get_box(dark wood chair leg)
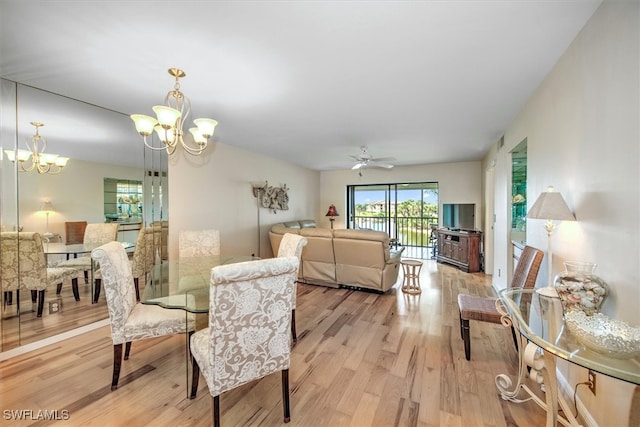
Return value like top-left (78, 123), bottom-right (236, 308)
top-left (36, 290), bottom-right (45, 317)
top-left (213, 395), bottom-right (220, 427)
top-left (124, 341), bottom-right (132, 360)
top-left (112, 343), bottom-right (123, 390)
top-left (71, 278), bottom-right (80, 301)
top-left (4, 291), bottom-right (12, 305)
top-left (282, 369), bottom-right (291, 423)
top-left (31, 290), bottom-right (38, 303)
top-left (56, 283), bottom-right (62, 294)
top-left (291, 309), bottom-right (297, 343)
top-left (461, 318), bottom-right (471, 361)
top-left (93, 279), bottom-right (101, 303)
top-left (134, 277), bottom-right (140, 302)
top-left (190, 355), bottom-right (200, 399)
top-left (83, 270), bottom-right (89, 284)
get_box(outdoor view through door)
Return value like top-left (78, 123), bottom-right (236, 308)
top-left (347, 183), bottom-right (438, 259)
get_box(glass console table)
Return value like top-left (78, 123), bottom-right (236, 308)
top-left (497, 288), bottom-right (640, 427)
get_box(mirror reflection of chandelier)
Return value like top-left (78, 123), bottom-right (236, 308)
top-left (5, 121), bottom-right (69, 174)
top-left (130, 68), bottom-right (218, 156)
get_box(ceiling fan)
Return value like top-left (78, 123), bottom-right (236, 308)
top-left (349, 146), bottom-right (395, 170)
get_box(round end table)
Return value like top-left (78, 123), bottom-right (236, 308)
top-left (401, 259), bottom-right (423, 294)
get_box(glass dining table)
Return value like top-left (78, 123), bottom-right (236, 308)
top-left (44, 241), bottom-right (135, 303)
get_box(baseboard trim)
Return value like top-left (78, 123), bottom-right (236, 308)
top-left (0, 319), bottom-right (110, 361)
top-left (557, 370), bottom-right (599, 427)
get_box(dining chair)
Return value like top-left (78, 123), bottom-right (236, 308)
top-left (91, 241), bottom-right (195, 391)
top-left (64, 221), bottom-right (87, 259)
top-left (189, 256), bottom-right (299, 426)
top-left (129, 227), bottom-right (156, 301)
top-left (1, 232), bottom-right (78, 316)
top-left (457, 245), bottom-right (544, 360)
top-left (277, 233), bottom-right (308, 343)
top-left (179, 229), bottom-right (220, 258)
top-left (57, 223), bottom-right (119, 286)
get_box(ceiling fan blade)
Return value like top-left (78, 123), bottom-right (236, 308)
top-left (370, 157), bottom-right (396, 162)
top-left (352, 163), bottom-right (364, 170)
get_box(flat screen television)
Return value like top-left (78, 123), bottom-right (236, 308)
top-left (442, 203), bottom-right (475, 231)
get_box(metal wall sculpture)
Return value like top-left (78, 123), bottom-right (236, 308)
top-left (252, 181), bottom-right (289, 213)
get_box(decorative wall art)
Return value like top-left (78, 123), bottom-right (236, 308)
top-left (251, 181), bottom-right (290, 213)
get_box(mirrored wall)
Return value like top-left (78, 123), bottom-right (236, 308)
top-left (0, 79), bottom-right (168, 352)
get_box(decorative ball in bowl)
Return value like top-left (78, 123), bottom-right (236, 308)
top-left (565, 311), bottom-right (640, 359)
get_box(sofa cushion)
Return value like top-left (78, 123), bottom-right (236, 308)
top-left (299, 220), bottom-right (317, 228)
top-left (283, 221), bottom-right (302, 229)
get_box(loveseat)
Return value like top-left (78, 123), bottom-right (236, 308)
top-left (269, 220), bottom-right (404, 293)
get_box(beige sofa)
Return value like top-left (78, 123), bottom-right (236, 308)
top-left (269, 220), bottom-right (404, 293)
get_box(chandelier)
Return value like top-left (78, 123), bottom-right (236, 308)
top-left (4, 121), bottom-right (69, 174)
top-left (130, 68), bottom-right (218, 156)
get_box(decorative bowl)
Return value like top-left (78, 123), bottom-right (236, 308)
top-left (565, 311), bottom-right (640, 359)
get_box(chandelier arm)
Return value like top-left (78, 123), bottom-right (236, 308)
top-left (180, 142), bottom-right (207, 156)
top-left (142, 135), bottom-right (173, 151)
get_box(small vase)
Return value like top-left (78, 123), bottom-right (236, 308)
top-left (553, 261), bottom-right (609, 316)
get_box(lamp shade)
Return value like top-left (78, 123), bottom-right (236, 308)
top-left (526, 186), bottom-right (575, 221)
top-left (40, 201), bottom-right (54, 213)
top-left (325, 204), bottom-right (339, 217)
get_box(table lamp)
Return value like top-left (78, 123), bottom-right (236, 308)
top-left (325, 204), bottom-right (339, 229)
top-left (526, 186), bottom-right (575, 297)
top-left (40, 200), bottom-right (55, 240)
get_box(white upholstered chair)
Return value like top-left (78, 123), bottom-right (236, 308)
top-left (57, 222), bottom-right (119, 287)
top-left (1, 232), bottom-right (78, 316)
top-left (92, 241), bottom-right (195, 390)
top-left (189, 257), bottom-right (299, 426)
top-left (277, 233), bottom-right (308, 343)
top-left (179, 229), bottom-right (220, 258)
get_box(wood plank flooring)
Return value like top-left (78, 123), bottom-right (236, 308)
top-left (0, 260), bottom-right (548, 426)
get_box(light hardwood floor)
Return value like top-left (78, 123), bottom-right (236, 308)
top-left (0, 260), bottom-right (549, 426)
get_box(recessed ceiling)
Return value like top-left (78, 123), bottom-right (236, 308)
top-left (0, 1), bottom-right (602, 170)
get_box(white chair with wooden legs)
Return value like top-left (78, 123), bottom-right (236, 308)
top-left (91, 241), bottom-right (195, 391)
top-left (277, 233), bottom-right (308, 343)
top-left (189, 257), bottom-right (299, 427)
top-left (457, 245), bottom-right (544, 360)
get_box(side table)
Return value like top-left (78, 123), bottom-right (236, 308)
top-left (401, 259), bottom-right (423, 294)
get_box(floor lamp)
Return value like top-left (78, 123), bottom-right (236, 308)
top-left (40, 200), bottom-right (55, 241)
top-left (526, 186), bottom-right (575, 297)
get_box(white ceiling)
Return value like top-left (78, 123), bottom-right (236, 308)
top-left (0, 1), bottom-right (602, 171)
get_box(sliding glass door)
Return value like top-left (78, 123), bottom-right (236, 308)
top-left (347, 182), bottom-right (438, 255)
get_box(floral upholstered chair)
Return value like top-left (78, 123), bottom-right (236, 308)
top-left (57, 222), bottom-right (119, 288)
top-left (179, 229), bottom-right (220, 258)
top-left (92, 241), bottom-right (195, 391)
top-left (129, 227), bottom-right (156, 301)
top-left (1, 232), bottom-right (78, 316)
top-left (277, 233), bottom-right (308, 343)
top-left (189, 256), bottom-right (299, 426)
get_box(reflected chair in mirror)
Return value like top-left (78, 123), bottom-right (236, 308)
top-left (64, 221), bottom-right (87, 259)
top-left (129, 227), bottom-right (156, 301)
top-left (189, 256), bottom-right (299, 426)
top-left (457, 245), bottom-right (544, 360)
top-left (179, 229), bottom-right (220, 258)
top-left (151, 221), bottom-right (168, 261)
top-left (91, 241), bottom-right (195, 391)
top-left (57, 223), bottom-right (118, 297)
top-left (277, 233), bottom-right (308, 343)
top-left (1, 232), bottom-right (79, 317)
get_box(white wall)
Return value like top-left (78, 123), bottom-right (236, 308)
top-left (320, 161), bottom-right (483, 230)
top-left (169, 141), bottom-right (320, 259)
top-left (13, 159), bottom-right (143, 239)
top-left (484, 1), bottom-right (639, 425)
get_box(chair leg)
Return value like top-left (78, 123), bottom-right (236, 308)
top-left (4, 291), bottom-right (12, 306)
top-left (56, 283), bottom-right (62, 294)
top-left (291, 309), bottom-right (297, 343)
top-left (124, 341), bottom-right (132, 360)
top-left (461, 317), bottom-right (471, 361)
top-left (134, 277), bottom-right (140, 302)
top-left (112, 344), bottom-right (123, 390)
top-left (282, 369), bottom-right (291, 423)
top-left (83, 270), bottom-right (89, 284)
top-left (36, 290), bottom-right (45, 317)
top-left (190, 354), bottom-right (200, 399)
top-left (71, 278), bottom-right (80, 301)
top-left (213, 395), bottom-right (220, 427)
top-left (93, 279), bottom-right (101, 303)
top-left (31, 290), bottom-right (38, 303)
